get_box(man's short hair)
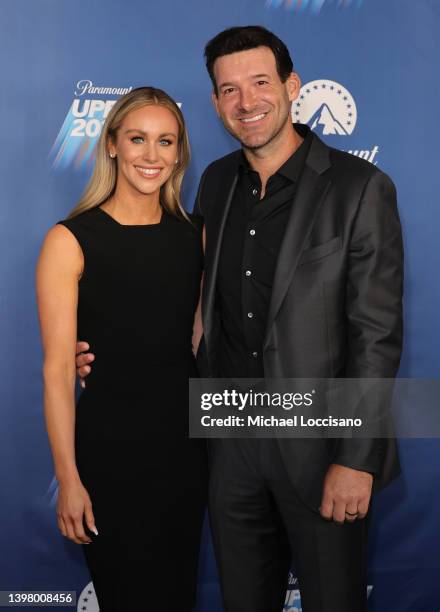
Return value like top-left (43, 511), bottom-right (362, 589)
top-left (204, 25), bottom-right (294, 95)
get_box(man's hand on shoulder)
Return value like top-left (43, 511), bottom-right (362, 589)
top-left (319, 463), bottom-right (373, 524)
top-left (76, 341), bottom-right (94, 388)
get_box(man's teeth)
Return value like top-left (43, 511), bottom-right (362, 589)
top-left (136, 167), bottom-right (161, 175)
top-left (241, 113), bottom-right (266, 123)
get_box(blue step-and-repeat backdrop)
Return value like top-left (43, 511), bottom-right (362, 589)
top-left (1, 0), bottom-right (440, 610)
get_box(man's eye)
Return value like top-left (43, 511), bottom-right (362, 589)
top-left (257, 80), bottom-right (268, 86)
top-left (131, 136), bottom-right (144, 143)
top-left (223, 88), bottom-right (235, 95)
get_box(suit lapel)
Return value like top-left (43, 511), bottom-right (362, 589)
top-left (203, 172), bottom-right (239, 347)
top-left (263, 135), bottom-right (332, 349)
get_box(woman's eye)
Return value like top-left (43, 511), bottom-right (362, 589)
top-left (159, 139), bottom-right (172, 146)
top-left (131, 136), bottom-right (144, 143)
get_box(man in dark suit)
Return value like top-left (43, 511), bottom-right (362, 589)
top-left (195, 26), bottom-right (402, 612)
top-left (76, 25), bottom-right (403, 612)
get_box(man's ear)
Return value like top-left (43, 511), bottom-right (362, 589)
top-left (211, 90), bottom-right (220, 117)
top-left (286, 72), bottom-right (301, 103)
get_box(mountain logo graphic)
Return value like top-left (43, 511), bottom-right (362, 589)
top-left (292, 79), bottom-right (357, 135)
top-left (309, 103), bottom-right (348, 135)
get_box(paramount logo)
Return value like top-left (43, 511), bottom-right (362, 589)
top-left (74, 79), bottom-right (133, 97)
top-left (293, 78), bottom-right (379, 165)
top-left (293, 79), bottom-right (357, 135)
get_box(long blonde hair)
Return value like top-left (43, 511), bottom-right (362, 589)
top-left (69, 86), bottom-right (190, 219)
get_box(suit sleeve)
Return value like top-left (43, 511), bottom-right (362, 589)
top-left (334, 170), bottom-right (404, 473)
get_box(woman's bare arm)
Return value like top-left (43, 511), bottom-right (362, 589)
top-left (36, 225), bottom-right (97, 543)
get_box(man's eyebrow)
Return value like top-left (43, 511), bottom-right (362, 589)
top-left (252, 73), bottom-right (271, 80)
top-left (124, 129), bottom-right (177, 137)
top-left (218, 74), bottom-right (271, 89)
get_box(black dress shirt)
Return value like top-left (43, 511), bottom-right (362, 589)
top-left (217, 132), bottom-right (312, 378)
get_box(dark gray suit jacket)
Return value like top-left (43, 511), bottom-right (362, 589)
top-left (196, 125), bottom-right (403, 510)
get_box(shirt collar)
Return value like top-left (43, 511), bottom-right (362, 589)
top-left (238, 126), bottom-right (313, 183)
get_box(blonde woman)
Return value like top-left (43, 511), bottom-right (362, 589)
top-left (36, 87), bottom-right (207, 611)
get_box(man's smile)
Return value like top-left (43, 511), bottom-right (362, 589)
top-left (238, 112), bottom-right (268, 124)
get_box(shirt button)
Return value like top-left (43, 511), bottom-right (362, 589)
top-left (249, 229), bottom-right (256, 236)
top-left (252, 188), bottom-right (258, 196)
top-left (252, 351), bottom-right (258, 358)
top-left (245, 270), bottom-right (252, 277)
top-left (247, 312), bottom-right (254, 319)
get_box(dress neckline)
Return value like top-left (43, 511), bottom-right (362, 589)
top-left (96, 206), bottom-right (165, 227)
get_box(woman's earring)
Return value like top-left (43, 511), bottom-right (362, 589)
top-left (110, 153), bottom-right (116, 159)
top-left (175, 159), bottom-right (179, 165)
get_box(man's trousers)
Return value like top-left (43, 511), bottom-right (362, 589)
top-left (208, 438), bottom-right (368, 612)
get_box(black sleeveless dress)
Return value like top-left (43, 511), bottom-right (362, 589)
top-left (58, 207), bottom-right (207, 611)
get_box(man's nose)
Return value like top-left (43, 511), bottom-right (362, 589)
top-left (238, 88), bottom-right (257, 112)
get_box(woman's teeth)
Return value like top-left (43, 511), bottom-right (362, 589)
top-left (136, 167), bottom-right (161, 176)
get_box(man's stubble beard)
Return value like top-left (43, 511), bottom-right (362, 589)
top-left (222, 105), bottom-right (292, 153)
